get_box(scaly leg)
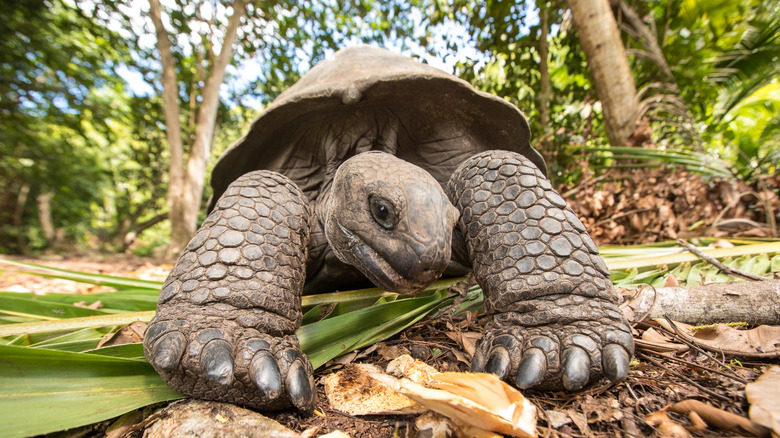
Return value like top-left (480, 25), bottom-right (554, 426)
top-left (447, 150), bottom-right (633, 391)
top-left (143, 170), bottom-right (315, 411)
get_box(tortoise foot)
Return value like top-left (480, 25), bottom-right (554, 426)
top-left (146, 319), bottom-right (315, 412)
top-left (447, 150), bottom-right (634, 391)
top-left (472, 315), bottom-right (633, 391)
top-left (144, 169), bottom-right (314, 411)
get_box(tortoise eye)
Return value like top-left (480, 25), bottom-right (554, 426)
top-left (369, 196), bottom-right (396, 230)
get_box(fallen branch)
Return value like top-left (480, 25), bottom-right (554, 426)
top-left (624, 279), bottom-right (780, 325)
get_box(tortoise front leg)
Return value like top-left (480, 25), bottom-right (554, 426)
top-left (143, 170), bottom-right (315, 412)
top-left (447, 150), bottom-right (633, 391)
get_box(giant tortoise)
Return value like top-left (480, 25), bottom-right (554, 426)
top-left (144, 45), bottom-right (634, 412)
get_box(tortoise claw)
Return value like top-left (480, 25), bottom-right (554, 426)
top-left (250, 351), bottom-right (282, 399)
top-left (562, 347), bottom-right (590, 391)
top-left (515, 348), bottom-right (547, 389)
top-left (151, 332), bottom-right (185, 371)
top-left (201, 340), bottom-right (234, 386)
top-left (485, 347), bottom-right (511, 380)
top-left (286, 359), bottom-right (315, 413)
top-left (602, 343), bottom-right (630, 382)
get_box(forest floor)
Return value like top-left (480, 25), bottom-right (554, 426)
top-left (1, 165), bottom-right (778, 437)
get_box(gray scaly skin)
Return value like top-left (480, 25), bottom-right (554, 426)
top-left (144, 150), bottom-right (633, 412)
top-left (447, 151), bottom-right (633, 391)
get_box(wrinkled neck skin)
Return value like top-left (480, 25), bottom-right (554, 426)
top-left (322, 151), bottom-right (459, 294)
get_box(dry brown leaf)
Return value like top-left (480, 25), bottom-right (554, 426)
top-left (442, 331), bottom-right (481, 358)
top-left (670, 399), bottom-right (771, 437)
top-left (656, 319), bottom-right (780, 358)
top-left (746, 366), bottom-right (780, 435)
top-left (663, 274), bottom-right (680, 287)
top-left (635, 327), bottom-right (689, 354)
top-left (565, 410), bottom-right (590, 436)
top-left (544, 410), bottom-right (571, 429)
top-left (645, 411), bottom-right (692, 438)
top-left (96, 321), bottom-right (146, 348)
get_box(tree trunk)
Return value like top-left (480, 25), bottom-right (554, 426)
top-left (177, 0), bottom-right (247, 256)
top-left (566, 0), bottom-right (638, 146)
top-left (14, 184), bottom-right (30, 253)
top-left (36, 192), bottom-right (55, 244)
top-left (148, 0), bottom-right (248, 258)
top-left (538, 7), bottom-right (552, 142)
top-left (148, 0), bottom-right (186, 257)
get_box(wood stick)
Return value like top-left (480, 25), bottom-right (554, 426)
top-left (625, 279), bottom-right (780, 325)
top-left (677, 239), bottom-right (766, 281)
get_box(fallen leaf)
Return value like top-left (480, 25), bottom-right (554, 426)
top-left (645, 411), bottom-right (692, 438)
top-left (663, 274), bottom-right (680, 287)
top-left (656, 319), bottom-right (780, 358)
top-left (96, 321), bottom-right (146, 348)
top-left (746, 366), bottom-right (780, 435)
top-left (565, 410), bottom-right (590, 436)
top-left (635, 327), bottom-right (689, 354)
top-left (544, 410), bottom-right (571, 429)
top-left (445, 331), bottom-right (481, 358)
top-left (670, 400), bottom-right (770, 437)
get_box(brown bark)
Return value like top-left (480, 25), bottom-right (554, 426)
top-left (14, 184), bottom-right (30, 253)
top-left (119, 212), bottom-right (169, 250)
top-left (625, 279), bottom-right (780, 326)
top-left (178, 0), bottom-right (247, 255)
top-left (36, 192), bottom-right (56, 244)
top-left (566, 0), bottom-right (638, 146)
top-left (538, 8), bottom-right (551, 135)
top-left (148, 0), bottom-right (248, 257)
top-left (148, 0), bottom-right (186, 257)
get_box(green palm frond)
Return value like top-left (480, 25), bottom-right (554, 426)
top-left (711, 8), bottom-right (780, 120)
top-left (576, 145), bottom-right (733, 178)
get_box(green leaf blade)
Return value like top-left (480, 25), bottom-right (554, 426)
top-left (0, 345), bottom-right (183, 438)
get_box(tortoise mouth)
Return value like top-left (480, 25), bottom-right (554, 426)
top-left (337, 223), bottom-right (422, 294)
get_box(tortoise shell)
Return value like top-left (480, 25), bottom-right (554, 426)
top-left (209, 45), bottom-right (545, 209)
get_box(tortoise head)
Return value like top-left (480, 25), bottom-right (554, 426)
top-left (324, 151), bottom-right (460, 294)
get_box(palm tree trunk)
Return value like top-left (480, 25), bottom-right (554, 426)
top-left (567, 0), bottom-right (638, 146)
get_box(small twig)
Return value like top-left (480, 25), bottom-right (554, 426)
top-left (637, 352), bottom-right (734, 403)
top-left (642, 348), bottom-right (748, 384)
top-left (676, 239), bottom-right (765, 281)
top-left (654, 317), bottom-right (747, 382)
